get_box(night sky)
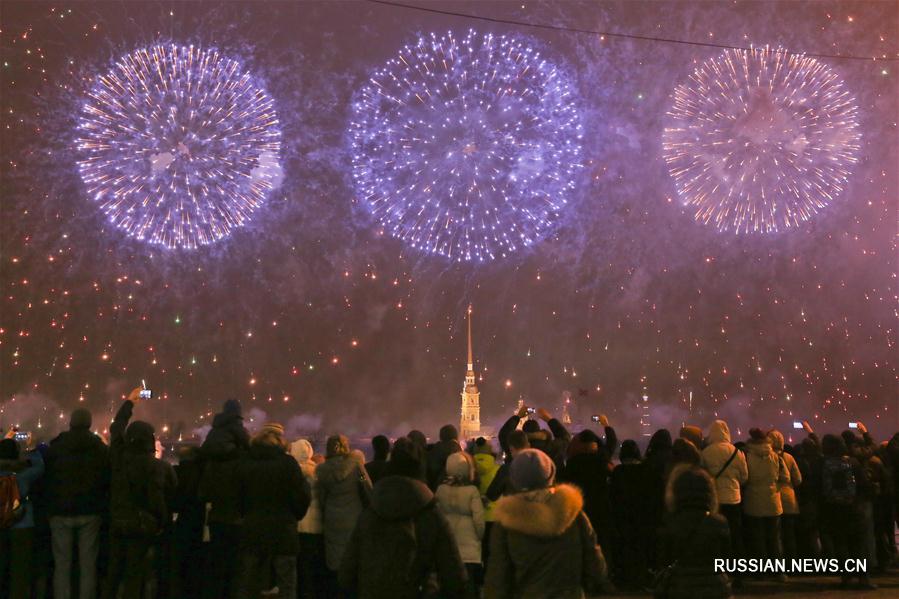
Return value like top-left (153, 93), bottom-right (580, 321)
top-left (1, 1), bottom-right (896, 443)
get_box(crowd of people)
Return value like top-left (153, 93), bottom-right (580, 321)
top-left (1, 387), bottom-right (897, 599)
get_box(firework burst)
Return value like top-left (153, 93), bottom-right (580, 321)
top-left (662, 47), bottom-right (861, 234)
top-left (75, 44), bottom-right (283, 249)
top-left (350, 30), bottom-right (584, 262)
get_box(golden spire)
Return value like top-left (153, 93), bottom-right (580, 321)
top-left (467, 305), bottom-right (473, 371)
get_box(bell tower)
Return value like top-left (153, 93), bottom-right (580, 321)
top-left (460, 305), bottom-right (481, 440)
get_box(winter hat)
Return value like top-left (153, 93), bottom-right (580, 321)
top-left (567, 430), bottom-right (599, 459)
top-left (223, 398), bottom-right (242, 417)
top-left (445, 452), bottom-right (473, 482)
top-left (125, 421), bottom-right (156, 454)
top-left (326, 434), bottom-right (351, 458)
top-left (0, 439), bottom-right (19, 460)
top-left (619, 439), bottom-right (641, 462)
top-left (290, 439), bottom-right (314, 463)
top-left (668, 465), bottom-right (717, 513)
top-left (389, 437), bottom-right (426, 480)
top-left (522, 419), bottom-right (541, 434)
top-left (439, 424), bottom-right (459, 442)
top-left (510, 448), bottom-right (556, 491)
top-left (69, 408), bottom-right (92, 430)
top-left (768, 429), bottom-right (785, 452)
top-left (251, 423), bottom-right (287, 451)
top-left (679, 425), bottom-right (704, 450)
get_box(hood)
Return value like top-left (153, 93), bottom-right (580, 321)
top-left (474, 452), bottom-right (497, 473)
top-left (370, 475), bottom-right (434, 521)
top-left (707, 420), bottom-right (732, 445)
top-left (315, 449), bottom-right (365, 485)
top-left (768, 429), bottom-right (785, 452)
top-left (290, 439), bottom-right (314, 464)
top-left (494, 484), bottom-right (583, 537)
top-left (746, 438), bottom-right (773, 456)
top-left (445, 452), bottom-right (472, 480)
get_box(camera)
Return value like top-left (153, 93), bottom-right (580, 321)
top-left (14, 431), bottom-right (29, 442)
top-left (849, 422), bottom-right (858, 429)
top-left (591, 415), bottom-right (601, 423)
top-left (526, 407), bottom-right (536, 415)
top-left (792, 421), bottom-right (803, 429)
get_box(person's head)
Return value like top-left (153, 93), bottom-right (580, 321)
top-left (445, 452), bottom-right (474, 484)
top-left (619, 439), bottom-right (642, 462)
top-left (799, 437), bottom-right (821, 460)
top-left (290, 439), bottom-right (314, 463)
top-left (507, 429), bottom-right (530, 458)
top-left (666, 465), bottom-right (718, 514)
top-left (522, 419), bottom-right (541, 434)
top-left (70, 408), bottom-right (92, 431)
top-left (0, 438), bottom-right (19, 460)
top-left (252, 422), bottom-right (288, 452)
top-left (748, 428), bottom-right (768, 443)
top-left (222, 398), bottom-right (242, 417)
top-left (474, 437), bottom-right (494, 456)
top-left (821, 434), bottom-right (848, 458)
top-left (325, 434), bottom-right (351, 459)
top-left (647, 429), bottom-right (673, 455)
top-left (679, 425), bottom-right (703, 450)
top-left (407, 430), bottom-right (427, 450)
top-left (567, 429), bottom-right (600, 459)
top-left (439, 424), bottom-right (458, 443)
top-left (371, 435), bottom-right (390, 460)
top-left (510, 448), bottom-right (556, 491)
top-left (671, 438), bottom-right (702, 466)
top-left (388, 437), bottom-right (426, 480)
top-left (841, 430), bottom-right (859, 451)
top-left (125, 421), bottom-right (156, 455)
top-left (767, 429), bottom-right (785, 452)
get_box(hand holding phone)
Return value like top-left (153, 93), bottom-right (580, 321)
top-left (793, 421), bottom-right (803, 430)
top-left (848, 422), bottom-right (858, 429)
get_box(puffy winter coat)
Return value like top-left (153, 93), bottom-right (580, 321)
top-left (485, 484), bottom-right (608, 599)
top-left (474, 452), bottom-right (500, 521)
top-left (658, 509), bottom-right (732, 599)
top-left (199, 410), bottom-right (249, 525)
top-left (290, 439), bottom-right (322, 534)
top-left (317, 450), bottom-right (372, 570)
top-left (237, 443), bottom-right (310, 555)
top-left (768, 430), bottom-right (802, 514)
top-left (701, 420), bottom-right (748, 505)
top-left (743, 438), bottom-right (785, 517)
top-left (436, 453), bottom-right (485, 564)
top-left (45, 428), bottom-right (109, 516)
top-left (338, 475), bottom-right (467, 599)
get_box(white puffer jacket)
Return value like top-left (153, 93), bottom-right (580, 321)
top-left (743, 438), bottom-right (786, 517)
top-left (436, 453), bottom-right (484, 564)
top-left (290, 439), bottom-right (322, 534)
top-left (768, 430), bottom-right (802, 515)
top-left (701, 420), bottom-right (748, 505)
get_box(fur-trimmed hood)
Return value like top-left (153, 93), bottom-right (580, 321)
top-left (493, 483), bottom-right (583, 537)
top-left (315, 449), bottom-right (365, 485)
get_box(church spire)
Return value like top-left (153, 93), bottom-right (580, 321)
top-left (467, 304), bottom-right (473, 371)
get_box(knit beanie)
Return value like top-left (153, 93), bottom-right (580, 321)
top-left (252, 423), bottom-right (287, 451)
top-left (510, 448), bottom-right (556, 491)
top-left (260, 422), bottom-right (284, 436)
top-left (679, 425), bottom-right (703, 450)
top-left (70, 408), bottom-right (92, 430)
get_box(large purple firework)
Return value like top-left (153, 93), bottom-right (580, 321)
top-left (349, 30), bottom-right (584, 263)
top-left (75, 44), bottom-right (283, 249)
top-left (662, 47), bottom-right (861, 234)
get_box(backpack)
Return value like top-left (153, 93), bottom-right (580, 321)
top-left (0, 474), bottom-right (26, 528)
top-left (822, 456), bottom-right (857, 505)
